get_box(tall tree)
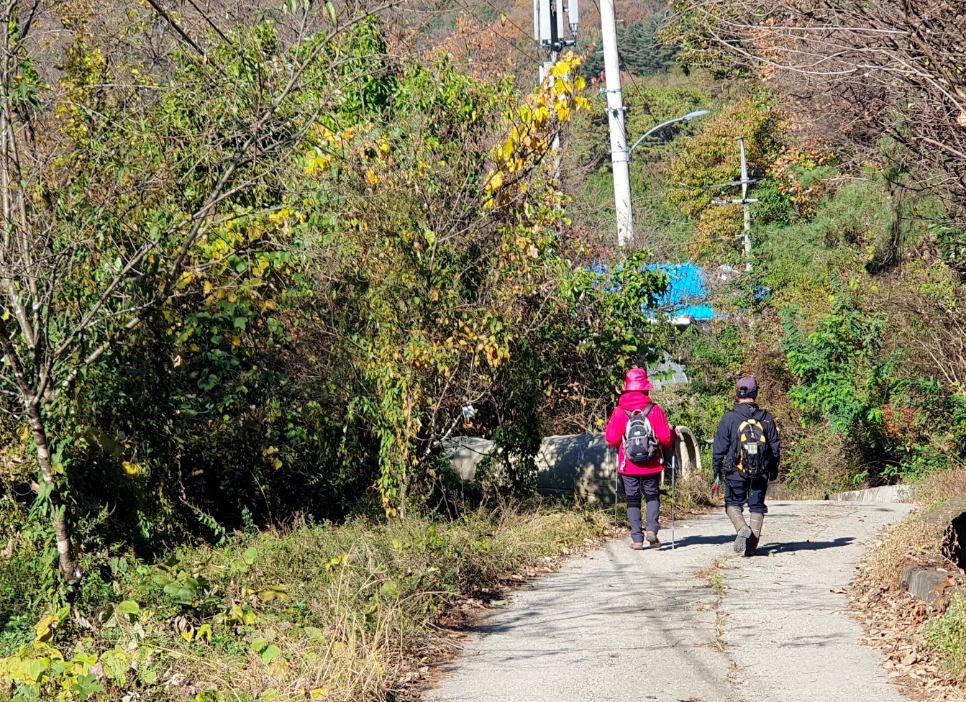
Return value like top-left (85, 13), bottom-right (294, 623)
top-left (668, 0), bottom-right (966, 228)
top-left (0, 0), bottom-right (389, 580)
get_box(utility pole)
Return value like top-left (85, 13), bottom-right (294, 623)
top-left (709, 137), bottom-right (758, 271)
top-left (599, 0), bottom-right (633, 247)
top-left (534, 0), bottom-right (578, 188)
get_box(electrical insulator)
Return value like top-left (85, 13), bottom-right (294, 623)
top-left (566, 0), bottom-right (579, 33)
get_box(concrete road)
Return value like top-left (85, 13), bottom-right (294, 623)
top-left (426, 500), bottom-right (915, 702)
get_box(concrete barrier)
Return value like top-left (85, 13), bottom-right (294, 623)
top-left (444, 428), bottom-right (702, 501)
top-left (444, 436), bottom-right (494, 483)
top-left (535, 434), bottom-right (618, 500)
top-left (826, 485), bottom-right (914, 504)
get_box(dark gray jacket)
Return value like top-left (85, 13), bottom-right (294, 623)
top-left (712, 402), bottom-right (781, 479)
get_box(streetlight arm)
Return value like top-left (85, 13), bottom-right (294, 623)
top-left (628, 109), bottom-right (710, 157)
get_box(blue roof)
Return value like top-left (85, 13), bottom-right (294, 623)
top-left (647, 263), bottom-right (715, 320)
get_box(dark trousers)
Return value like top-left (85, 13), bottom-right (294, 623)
top-left (621, 473), bottom-right (661, 542)
top-left (724, 471), bottom-right (769, 514)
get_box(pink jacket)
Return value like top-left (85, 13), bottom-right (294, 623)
top-left (605, 392), bottom-right (674, 475)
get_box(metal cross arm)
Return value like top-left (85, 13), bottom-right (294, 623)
top-left (702, 179), bottom-right (758, 190)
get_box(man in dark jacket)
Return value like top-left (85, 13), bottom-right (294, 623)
top-left (712, 376), bottom-right (781, 556)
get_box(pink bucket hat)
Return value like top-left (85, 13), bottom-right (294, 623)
top-left (624, 368), bottom-right (653, 393)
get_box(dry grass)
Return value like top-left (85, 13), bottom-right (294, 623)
top-left (848, 466), bottom-right (966, 699)
top-left (860, 517), bottom-right (951, 592)
top-left (914, 465), bottom-right (966, 510)
top-left (857, 465), bottom-right (966, 592)
top-left (665, 474), bottom-right (717, 517)
top-left (155, 505), bottom-right (612, 702)
top-left (0, 503), bottom-right (612, 702)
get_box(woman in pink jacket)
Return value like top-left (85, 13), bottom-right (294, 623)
top-left (605, 368), bottom-right (675, 549)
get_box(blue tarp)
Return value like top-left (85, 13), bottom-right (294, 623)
top-left (647, 263), bottom-right (715, 320)
top-left (587, 261), bottom-right (717, 320)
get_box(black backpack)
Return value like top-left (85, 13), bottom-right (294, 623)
top-left (623, 403), bottom-right (661, 465)
top-left (732, 411), bottom-right (770, 477)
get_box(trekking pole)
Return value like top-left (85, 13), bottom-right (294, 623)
top-left (671, 452), bottom-right (677, 550)
top-left (614, 466), bottom-right (621, 536)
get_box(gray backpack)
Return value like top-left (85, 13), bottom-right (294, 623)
top-left (623, 403), bottom-right (660, 465)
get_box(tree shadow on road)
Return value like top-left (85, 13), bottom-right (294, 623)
top-left (757, 537), bottom-right (855, 555)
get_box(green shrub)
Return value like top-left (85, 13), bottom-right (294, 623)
top-left (924, 594), bottom-right (966, 681)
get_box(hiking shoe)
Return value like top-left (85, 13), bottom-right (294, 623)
top-left (745, 533), bottom-right (759, 557)
top-left (733, 525), bottom-right (752, 555)
top-left (630, 542), bottom-right (646, 550)
top-left (645, 531), bottom-right (661, 548)
top-left (747, 513), bottom-right (763, 557)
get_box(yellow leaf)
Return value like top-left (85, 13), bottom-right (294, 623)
top-left (35, 615), bottom-right (58, 643)
top-left (310, 689), bottom-right (331, 699)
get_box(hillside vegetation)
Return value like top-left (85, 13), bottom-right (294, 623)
top-left (560, 36), bottom-right (966, 496)
top-left (1, 0), bottom-right (966, 698)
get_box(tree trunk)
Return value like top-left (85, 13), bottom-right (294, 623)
top-left (25, 401), bottom-right (79, 582)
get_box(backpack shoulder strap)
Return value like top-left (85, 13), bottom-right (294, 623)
top-left (642, 402), bottom-right (655, 419)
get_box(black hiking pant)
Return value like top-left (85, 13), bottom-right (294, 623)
top-left (724, 471), bottom-right (769, 514)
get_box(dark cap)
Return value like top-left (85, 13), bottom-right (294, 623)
top-left (736, 376), bottom-right (758, 399)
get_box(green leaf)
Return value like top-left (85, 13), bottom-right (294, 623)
top-left (380, 580), bottom-right (399, 598)
top-left (74, 674), bottom-right (105, 700)
top-left (303, 626), bottom-right (324, 643)
top-left (250, 637), bottom-right (268, 654)
top-left (118, 600), bottom-right (140, 615)
top-left (260, 644), bottom-right (282, 665)
top-left (100, 648), bottom-right (131, 685)
top-left (243, 547), bottom-right (259, 565)
top-left (27, 658), bottom-right (48, 682)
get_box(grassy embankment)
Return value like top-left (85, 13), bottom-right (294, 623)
top-left (0, 503), bottom-right (610, 701)
top-left (852, 467), bottom-right (966, 692)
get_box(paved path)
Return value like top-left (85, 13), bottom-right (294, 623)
top-left (427, 500), bottom-right (915, 702)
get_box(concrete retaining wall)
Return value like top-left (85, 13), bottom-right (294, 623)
top-left (826, 485), bottom-right (914, 504)
top-left (444, 428), bottom-right (702, 501)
